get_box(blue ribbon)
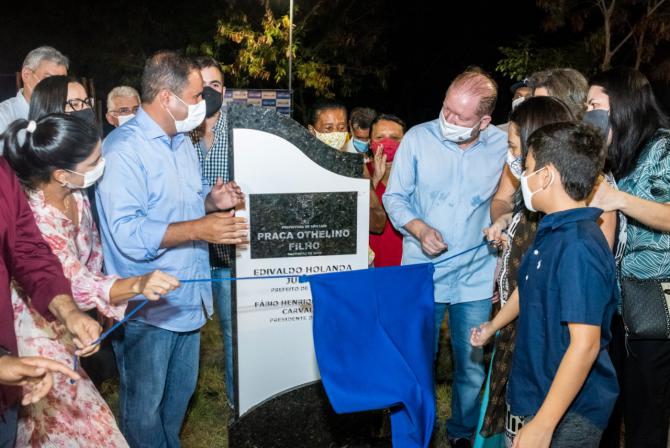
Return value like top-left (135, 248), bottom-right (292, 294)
top-left (70, 240), bottom-right (490, 381)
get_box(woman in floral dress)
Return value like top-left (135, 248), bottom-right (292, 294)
top-left (3, 114), bottom-right (180, 447)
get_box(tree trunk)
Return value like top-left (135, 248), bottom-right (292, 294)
top-left (600, 0), bottom-right (615, 70)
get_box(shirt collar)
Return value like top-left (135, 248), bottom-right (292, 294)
top-left (539, 207), bottom-right (603, 231)
top-left (135, 107), bottom-right (184, 146)
top-left (213, 107), bottom-right (227, 133)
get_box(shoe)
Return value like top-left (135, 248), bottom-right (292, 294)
top-left (448, 438), bottom-right (472, 448)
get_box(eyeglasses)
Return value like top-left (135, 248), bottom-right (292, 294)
top-left (109, 106), bottom-right (139, 116)
top-left (65, 97), bottom-right (95, 111)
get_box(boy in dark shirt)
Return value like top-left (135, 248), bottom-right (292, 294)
top-left (471, 122), bottom-right (619, 447)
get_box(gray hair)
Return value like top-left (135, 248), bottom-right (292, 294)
top-left (22, 46), bottom-right (69, 71)
top-left (528, 68), bottom-right (588, 119)
top-left (141, 51), bottom-right (195, 103)
top-left (107, 85), bottom-right (141, 110)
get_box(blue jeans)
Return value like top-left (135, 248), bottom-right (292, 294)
top-left (0, 403), bottom-right (18, 448)
top-left (114, 320), bottom-right (200, 448)
top-left (435, 299), bottom-right (491, 440)
top-left (211, 267), bottom-right (234, 407)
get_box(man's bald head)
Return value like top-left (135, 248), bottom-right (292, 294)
top-left (446, 68), bottom-right (498, 118)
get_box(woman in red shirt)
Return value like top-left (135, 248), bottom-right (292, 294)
top-left (367, 114), bottom-right (406, 267)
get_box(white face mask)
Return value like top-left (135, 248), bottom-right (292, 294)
top-left (165, 93), bottom-right (206, 133)
top-left (506, 151), bottom-right (523, 179)
top-left (66, 158), bottom-right (106, 189)
top-left (117, 113), bottom-right (135, 127)
top-left (438, 110), bottom-right (481, 143)
top-left (511, 96), bottom-right (526, 110)
top-left (520, 166), bottom-right (553, 212)
top-left (314, 130), bottom-right (348, 150)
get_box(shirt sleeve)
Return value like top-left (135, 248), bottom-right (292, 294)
top-left (557, 240), bottom-right (613, 326)
top-left (36, 216), bottom-right (126, 321)
top-left (4, 162), bottom-right (71, 320)
top-left (96, 143), bottom-right (169, 261)
top-left (623, 134), bottom-right (670, 202)
top-left (382, 132), bottom-right (420, 237)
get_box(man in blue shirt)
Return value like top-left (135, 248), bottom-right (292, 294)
top-left (189, 56), bottom-right (237, 409)
top-left (96, 51), bottom-right (247, 447)
top-left (471, 122), bottom-right (619, 447)
top-left (383, 68), bottom-right (507, 447)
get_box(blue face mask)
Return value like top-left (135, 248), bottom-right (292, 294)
top-left (352, 138), bottom-right (370, 153)
top-left (583, 109), bottom-right (610, 139)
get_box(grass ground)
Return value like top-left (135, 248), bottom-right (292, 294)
top-left (101, 317), bottom-right (456, 448)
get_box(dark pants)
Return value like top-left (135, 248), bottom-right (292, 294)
top-left (599, 314), bottom-right (625, 448)
top-left (622, 336), bottom-right (670, 447)
top-left (0, 404), bottom-right (18, 448)
top-left (523, 412), bottom-right (602, 448)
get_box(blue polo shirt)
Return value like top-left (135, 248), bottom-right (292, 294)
top-left (507, 207), bottom-right (619, 429)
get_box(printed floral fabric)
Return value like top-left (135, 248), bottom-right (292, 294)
top-left (13, 189), bottom-right (127, 447)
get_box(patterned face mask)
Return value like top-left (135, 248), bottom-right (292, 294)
top-left (314, 130), bottom-right (348, 150)
top-left (507, 151), bottom-right (523, 179)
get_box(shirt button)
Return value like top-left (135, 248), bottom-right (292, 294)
top-left (533, 250), bottom-right (539, 255)
top-left (525, 275), bottom-right (529, 280)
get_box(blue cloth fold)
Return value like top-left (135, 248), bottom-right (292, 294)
top-left (303, 263), bottom-right (436, 448)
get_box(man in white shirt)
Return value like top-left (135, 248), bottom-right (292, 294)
top-left (0, 46), bottom-right (69, 134)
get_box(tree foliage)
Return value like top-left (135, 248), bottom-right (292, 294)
top-left (537, 0), bottom-right (670, 70)
top-left (191, 0), bottom-right (393, 120)
top-left (496, 36), bottom-right (594, 80)
top-left (496, 0), bottom-right (670, 84)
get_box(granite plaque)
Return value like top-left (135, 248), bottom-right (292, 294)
top-left (250, 192), bottom-right (358, 259)
top-left (227, 104), bottom-right (387, 447)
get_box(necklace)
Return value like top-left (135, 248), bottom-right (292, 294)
top-left (43, 188), bottom-right (72, 218)
top-left (63, 194), bottom-right (71, 215)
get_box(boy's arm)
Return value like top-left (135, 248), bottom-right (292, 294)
top-left (513, 323), bottom-right (601, 448)
top-left (470, 287), bottom-right (519, 346)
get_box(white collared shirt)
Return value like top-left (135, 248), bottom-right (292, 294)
top-left (0, 89), bottom-right (29, 141)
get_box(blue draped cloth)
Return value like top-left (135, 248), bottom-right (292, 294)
top-left (303, 263), bottom-right (436, 448)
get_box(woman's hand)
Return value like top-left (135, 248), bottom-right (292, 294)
top-left (371, 145), bottom-right (387, 188)
top-left (137, 270), bottom-right (181, 301)
top-left (589, 178), bottom-right (623, 212)
top-left (483, 215), bottom-right (511, 248)
top-left (470, 321), bottom-right (495, 347)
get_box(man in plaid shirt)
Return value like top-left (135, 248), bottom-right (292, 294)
top-left (191, 56), bottom-right (236, 408)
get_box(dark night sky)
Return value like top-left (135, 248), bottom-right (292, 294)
top-left (0, 0), bottom-right (665, 127)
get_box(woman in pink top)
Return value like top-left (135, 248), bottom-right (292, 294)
top-left (367, 114), bottom-right (406, 267)
top-left (4, 115), bottom-right (180, 447)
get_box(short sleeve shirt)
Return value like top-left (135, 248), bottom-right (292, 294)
top-left (618, 130), bottom-right (670, 279)
top-left (507, 207), bottom-right (619, 429)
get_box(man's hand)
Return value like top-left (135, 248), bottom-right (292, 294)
top-left (418, 225), bottom-right (448, 256)
top-left (208, 179), bottom-right (245, 211)
top-left (0, 355), bottom-right (80, 405)
top-left (512, 419), bottom-right (553, 448)
top-left (196, 210), bottom-right (249, 245)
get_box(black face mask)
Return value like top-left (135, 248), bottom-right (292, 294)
top-left (68, 108), bottom-right (102, 137)
top-left (69, 108), bottom-right (96, 125)
top-left (202, 86), bottom-right (223, 118)
top-left (583, 109), bottom-right (610, 140)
